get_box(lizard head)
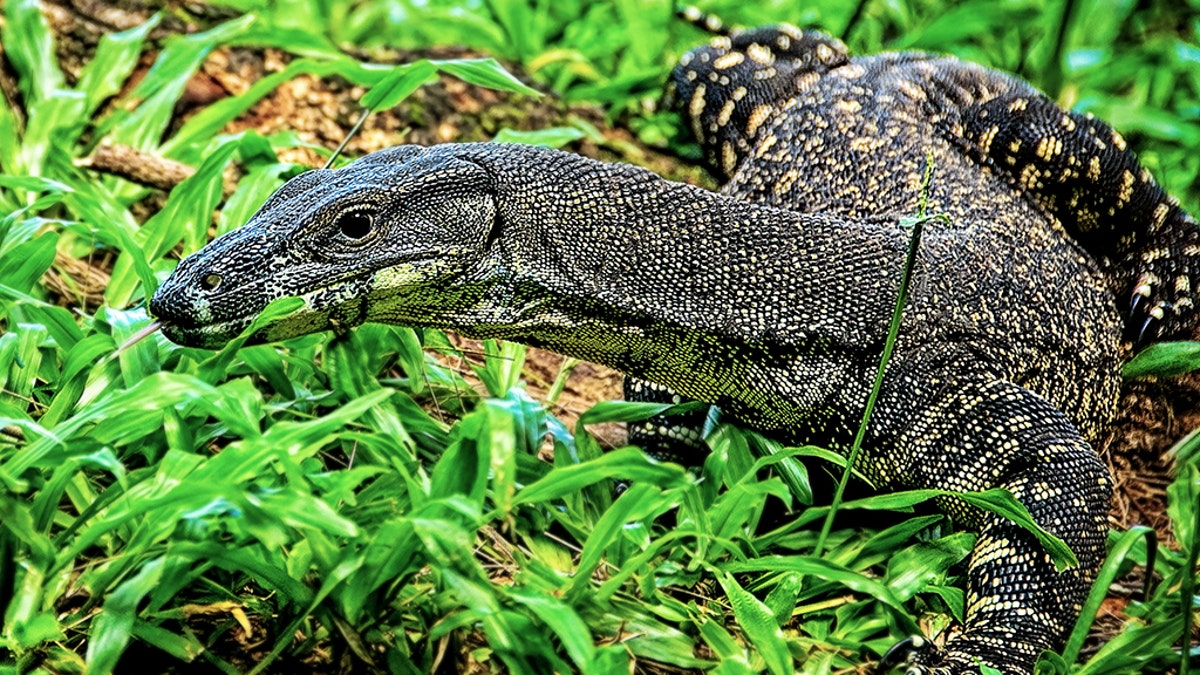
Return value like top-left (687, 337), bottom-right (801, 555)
top-left (149, 145), bottom-right (504, 348)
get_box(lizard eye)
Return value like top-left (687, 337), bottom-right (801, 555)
top-left (336, 210), bottom-right (374, 240)
top-left (200, 273), bottom-right (222, 291)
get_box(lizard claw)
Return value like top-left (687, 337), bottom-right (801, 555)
top-left (1128, 290), bottom-right (1144, 322)
top-left (1137, 312), bottom-right (1161, 347)
top-left (1124, 284), bottom-right (1166, 347)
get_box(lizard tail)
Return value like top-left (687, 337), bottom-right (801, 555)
top-left (675, 5), bottom-right (732, 36)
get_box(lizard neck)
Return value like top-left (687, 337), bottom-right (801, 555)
top-left (367, 145), bottom-right (905, 426)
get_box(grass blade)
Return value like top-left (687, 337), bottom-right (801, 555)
top-left (715, 570), bottom-right (793, 675)
top-left (360, 60), bottom-right (439, 111)
top-left (1, 0), bottom-right (64, 103)
top-left (435, 58), bottom-right (540, 96)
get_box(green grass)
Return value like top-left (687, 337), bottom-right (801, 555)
top-left (1, 0), bottom-right (1198, 673)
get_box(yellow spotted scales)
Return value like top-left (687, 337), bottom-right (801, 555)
top-left (672, 25), bottom-right (1198, 343)
top-left (150, 22), bottom-right (1200, 675)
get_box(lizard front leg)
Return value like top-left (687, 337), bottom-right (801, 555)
top-left (883, 378), bottom-right (1111, 674)
top-left (623, 376), bottom-right (713, 466)
top-left (944, 92), bottom-right (1200, 342)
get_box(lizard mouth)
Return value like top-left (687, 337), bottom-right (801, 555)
top-left (152, 283), bottom-right (350, 349)
top-left (151, 254), bottom-right (464, 349)
top-left (157, 314), bottom-right (260, 349)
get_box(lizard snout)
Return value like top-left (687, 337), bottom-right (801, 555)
top-left (148, 268), bottom-right (215, 332)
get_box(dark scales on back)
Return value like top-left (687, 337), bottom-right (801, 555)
top-left (149, 20), bottom-right (1200, 675)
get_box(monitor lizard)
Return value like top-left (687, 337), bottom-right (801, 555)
top-left (149, 23), bottom-right (1200, 675)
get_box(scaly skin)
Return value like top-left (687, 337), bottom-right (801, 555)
top-left (651, 21), bottom-right (1199, 670)
top-left (151, 138), bottom-right (1123, 673)
top-left (671, 25), bottom-right (1200, 342)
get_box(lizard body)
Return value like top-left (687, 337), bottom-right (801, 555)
top-left (674, 26), bottom-right (1199, 340)
top-left (150, 25), bottom-right (1199, 675)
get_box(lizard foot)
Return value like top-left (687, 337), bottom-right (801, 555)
top-left (1123, 218), bottom-right (1200, 345)
top-left (1127, 263), bottom-right (1195, 346)
top-left (1127, 276), bottom-right (1166, 347)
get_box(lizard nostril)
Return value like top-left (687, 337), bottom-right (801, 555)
top-left (200, 273), bottom-right (222, 292)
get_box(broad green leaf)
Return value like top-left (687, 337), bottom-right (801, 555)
top-left (101, 306), bottom-right (160, 389)
top-left (2, 372), bottom-right (260, 478)
top-left (340, 519), bottom-right (419, 618)
top-left (716, 571), bottom-right (792, 675)
top-left (18, 92), bottom-right (87, 177)
top-left (361, 60), bottom-right (439, 111)
top-left (101, 15), bottom-right (256, 151)
top-left (53, 153), bottom-right (141, 240)
top-left (899, 0), bottom-right (1039, 50)
top-left (40, 334), bottom-right (114, 428)
top-left (0, 95), bottom-right (16, 177)
top-left (75, 15), bottom-right (162, 116)
top-left (216, 162), bottom-right (296, 236)
top-left (3, 323), bottom-right (48, 401)
top-left (1073, 620), bottom-right (1181, 675)
top-left (255, 488), bottom-right (359, 539)
top-left (197, 296), bottom-right (306, 383)
top-left (129, 620), bottom-right (204, 663)
top-left (3, 611), bottom-right (65, 650)
top-left (493, 126), bottom-right (586, 147)
top-left (762, 572), bottom-right (802, 627)
top-left (885, 537), bottom-right (971, 600)
top-left (430, 425), bottom-right (490, 507)
top-left (481, 398), bottom-right (518, 514)
top-left (1, 0), bottom-right (64, 103)
top-left (93, 218), bottom-right (158, 307)
top-left (954, 488), bottom-right (1078, 570)
top-left (0, 232), bottom-right (57, 295)
top-left (1123, 341), bottom-right (1200, 377)
top-left (744, 438), bottom-right (820, 505)
top-left (238, 345), bottom-right (296, 399)
top-left (577, 399), bottom-right (706, 425)
top-left (474, 339), bottom-right (526, 397)
top-left (858, 514), bottom-right (949, 561)
top-left (139, 137), bottom-right (239, 257)
top-left (1166, 460), bottom-right (1199, 551)
top-left (0, 175), bottom-right (74, 194)
top-left (514, 447), bottom-right (689, 505)
top-left (1059, 526), bottom-right (1156, 665)
top-left (707, 478), bottom-right (790, 540)
top-left (587, 598), bottom-right (711, 668)
top-left (436, 57), bottom-right (541, 96)
top-left (795, 487), bottom-right (1076, 570)
top-left (0, 293), bottom-right (80, 355)
top-left (0, 527), bottom-right (58, 646)
top-left (723, 555), bottom-right (910, 617)
top-left (696, 616), bottom-right (753, 670)
top-left (179, 543), bottom-right (314, 609)
top-left (567, 482), bottom-right (675, 597)
top-left (508, 587), bottom-right (596, 670)
top-left (164, 57), bottom-right (382, 160)
top-left (0, 492), bottom-right (56, 565)
top-left (87, 557), bottom-right (166, 675)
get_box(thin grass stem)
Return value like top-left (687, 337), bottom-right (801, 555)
top-left (814, 151), bottom-right (936, 557)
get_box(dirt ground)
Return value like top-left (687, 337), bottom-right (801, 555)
top-left (15, 0), bottom-right (1200, 661)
